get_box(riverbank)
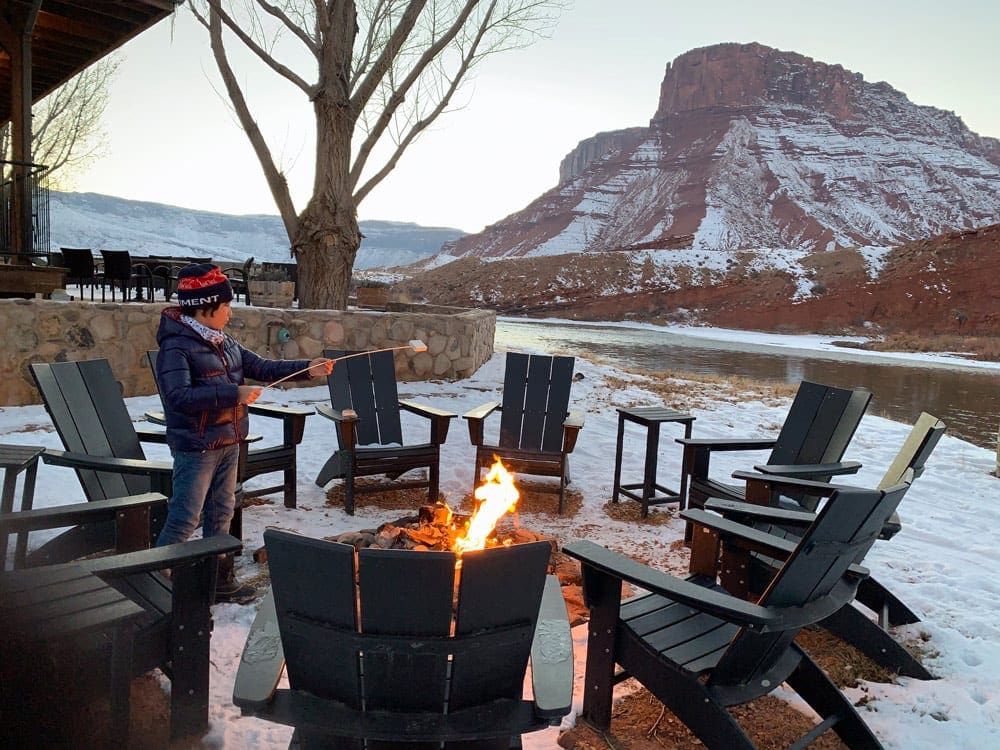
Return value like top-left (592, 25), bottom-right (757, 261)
top-left (498, 316), bottom-right (1000, 372)
top-left (496, 317), bottom-right (1000, 450)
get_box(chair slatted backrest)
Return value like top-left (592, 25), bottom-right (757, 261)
top-left (29, 360), bottom-right (150, 502)
top-left (710, 482), bottom-right (909, 687)
top-left (59, 247), bottom-right (96, 282)
top-left (878, 412), bottom-right (946, 488)
top-left (323, 349), bottom-right (403, 448)
top-left (499, 353), bottom-right (575, 453)
top-left (768, 381), bottom-right (872, 467)
top-left (265, 529), bottom-right (550, 719)
top-left (100, 249), bottom-right (132, 282)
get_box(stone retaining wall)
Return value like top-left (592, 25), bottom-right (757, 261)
top-left (0, 299), bottom-right (495, 407)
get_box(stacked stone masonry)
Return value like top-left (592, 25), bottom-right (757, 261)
top-left (0, 299), bottom-right (495, 407)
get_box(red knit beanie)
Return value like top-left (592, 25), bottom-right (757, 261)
top-left (176, 264), bottom-right (234, 308)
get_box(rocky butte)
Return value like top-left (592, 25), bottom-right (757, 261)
top-left (396, 43), bottom-right (999, 340)
top-left (439, 42), bottom-right (1000, 259)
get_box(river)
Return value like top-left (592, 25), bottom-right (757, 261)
top-left (495, 319), bottom-right (999, 450)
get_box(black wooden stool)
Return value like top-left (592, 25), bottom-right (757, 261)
top-left (612, 407), bottom-right (694, 518)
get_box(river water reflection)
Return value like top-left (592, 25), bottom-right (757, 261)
top-left (495, 319), bottom-right (999, 450)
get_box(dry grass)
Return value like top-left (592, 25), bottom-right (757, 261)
top-left (833, 333), bottom-right (1000, 361)
top-left (601, 367), bottom-right (798, 414)
top-left (558, 629), bottom-right (903, 750)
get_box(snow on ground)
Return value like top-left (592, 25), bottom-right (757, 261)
top-left (1, 329), bottom-right (998, 749)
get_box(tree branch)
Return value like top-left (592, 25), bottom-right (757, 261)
top-left (350, 0), bottom-right (485, 190)
top-left (203, 6), bottom-right (300, 239)
top-left (349, 0), bottom-right (431, 115)
top-left (198, 0), bottom-right (317, 96)
top-left (353, 3), bottom-right (490, 203)
top-left (255, 0), bottom-right (319, 54)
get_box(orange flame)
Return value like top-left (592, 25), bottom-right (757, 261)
top-left (453, 459), bottom-right (519, 553)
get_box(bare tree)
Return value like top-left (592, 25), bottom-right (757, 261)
top-left (0, 59), bottom-right (118, 187)
top-left (190, 1), bottom-right (567, 309)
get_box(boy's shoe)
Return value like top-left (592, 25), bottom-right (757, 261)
top-left (215, 576), bottom-right (257, 604)
top-left (216, 552), bottom-right (257, 605)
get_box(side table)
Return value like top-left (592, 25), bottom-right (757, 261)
top-left (0, 444), bottom-right (45, 566)
top-left (612, 407), bottom-right (695, 518)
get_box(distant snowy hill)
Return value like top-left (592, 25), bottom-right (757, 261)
top-left (48, 191), bottom-right (465, 270)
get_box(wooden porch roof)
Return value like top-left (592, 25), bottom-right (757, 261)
top-left (0, 0), bottom-right (182, 126)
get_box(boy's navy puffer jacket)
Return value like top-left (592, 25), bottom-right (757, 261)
top-left (156, 307), bottom-right (312, 453)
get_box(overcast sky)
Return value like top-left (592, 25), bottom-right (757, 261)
top-left (70, 0), bottom-right (1000, 234)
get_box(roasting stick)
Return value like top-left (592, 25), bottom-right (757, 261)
top-left (259, 340), bottom-right (429, 391)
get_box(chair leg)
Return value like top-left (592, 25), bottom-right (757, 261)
top-left (786, 645), bottom-right (885, 749)
top-left (344, 456), bottom-right (356, 516)
top-left (168, 559), bottom-right (217, 739)
top-left (855, 576), bottom-right (921, 626)
top-left (429, 458), bottom-right (440, 503)
top-left (284, 455), bottom-right (297, 509)
top-left (820, 605), bottom-right (934, 679)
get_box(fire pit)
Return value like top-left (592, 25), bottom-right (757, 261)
top-left (323, 459), bottom-right (589, 625)
top-left (330, 459), bottom-right (533, 552)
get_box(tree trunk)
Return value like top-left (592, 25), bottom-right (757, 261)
top-left (293, 197), bottom-right (360, 310)
top-left (294, 22), bottom-right (360, 311)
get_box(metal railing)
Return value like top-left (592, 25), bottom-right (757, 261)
top-left (1, 160), bottom-right (50, 261)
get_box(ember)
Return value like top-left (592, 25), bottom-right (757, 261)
top-left (331, 459), bottom-right (522, 553)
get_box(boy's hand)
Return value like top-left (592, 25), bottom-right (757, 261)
top-left (307, 357), bottom-right (334, 378)
top-left (238, 385), bottom-right (263, 404)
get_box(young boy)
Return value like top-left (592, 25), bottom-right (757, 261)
top-left (155, 263), bottom-right (331, 603)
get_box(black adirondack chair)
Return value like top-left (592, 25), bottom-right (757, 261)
top-left (233, 530), bottom-right (573, 748)
top-left (677, 379), bottom-right (871, 539)
top-left (690, 412), bottom-right (947, 679)
top-left (464, 352), bottom-right (585, 514)
top-left (147, 349), bottom-right (310, 508)
top-left (28, 359), bottom-right (194, 563)
top-left (314, 349), bottom-right (456, 515)
top-left (565, 481), bottom-right (910, 750)
top-left (0, 492), bottom-right (241, 741)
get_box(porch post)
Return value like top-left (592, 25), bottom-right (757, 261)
top-left (0, 1), bottom-right (41, 264)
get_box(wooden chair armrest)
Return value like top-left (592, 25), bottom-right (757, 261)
top-left (684, 509), bottom-right (870, 582)
top-left (249, 403), bottom-right (311, 444)
top-left (683, 508), bottom-right (800, 559)
top-left (732, 471), bottom-right (844, 496)
top-left (79, 534), bottom-right (241, 578)
top-left (462, 401), bottom-right (500, 421)
top-left (400, 399), bottom-right (457, 445)
top-left (463, 401), bottom-right (500, 446)
top-left (136, 426), bottom-right (169, 444)
top-left (530, 576), bottom-right (574, 720)
top-left (563, 540), bottom-right (774, 628)
top-left (399, 399), bottom-right (457, 420)
top-left (0, 492), bottom-right (166, 535)
top-left (42, 449), bottom-right (174, 477)
top-left (676, 437), bottom-right (777, 451)
top-left (562, 409), bottom-right (586, 454)
top-left (752, 461), bottom-right (862, 478)
top-left (316, 403), bottom-right (358, 450)
top-left (316, 403), bottom-right (356, 423)
top-left (233, 589), bottom-right (285, 711)
top-left (702, 498), bottom-right (817, 527)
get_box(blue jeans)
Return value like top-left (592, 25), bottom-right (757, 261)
top-left (156, 444), bottom-right (240, 547)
